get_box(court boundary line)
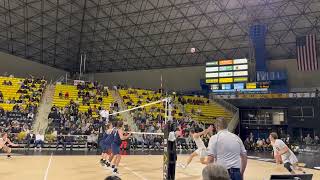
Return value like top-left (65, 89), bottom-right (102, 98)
top-left (44, 153), bottom-right (53, 180)
top-left (123, 166), bottom-right (149, 180)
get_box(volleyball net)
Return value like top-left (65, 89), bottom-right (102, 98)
top-left (108, 97), bottom-right (173, 136)
top-left (108, 97), bottom-right (177, 180)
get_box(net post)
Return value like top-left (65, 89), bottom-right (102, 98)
top-left (163, 99), bottom-right (177, 180)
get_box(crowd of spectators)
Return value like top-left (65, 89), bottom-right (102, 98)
top-left (0, 76), bottom-right (46, 145)
top-left (0, 78), bottom-right (46, 133)
top-left (243, 132), bottom-right (320, 153)
top-left (47, 100), bottom-right (119, 136)
top-left (299, 133), bottom-right (320, 145)
top-left (57, 81), bottom-right (110, 107)
top-left (177, 96), bottom-right (209, 106)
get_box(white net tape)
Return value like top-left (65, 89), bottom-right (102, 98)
top-left (108, 97), bottom-right (171, 137)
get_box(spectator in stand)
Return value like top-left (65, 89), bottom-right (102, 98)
top-left (285, 135), bottom-right (291, 144)
top-left (56, 133), bottom-right (65, 150)
top-left (64, 92), bottom-right (69, 99)
top-left (34, 132), bottom-right (45, 151)
top-left (244, 137), bottom-right (251, 150)
top-left (153, 135), bottom-right (162, 150)
top-left (314, 135), bottom-right (319, 144)
top-left (304, 134), bottom-right (313, 145)
top-left (65, 133), bottom-right (74, 151)
top-left (25, 130), bottom-right (36, 150)
top-left (59, 91), bottom-right (63, 99)
top-left (27, 112), bottom-right (34, 120)
top-left (87, 131), bottom-right (98, 150)
top-left (249, 132), bottom-right (254, 144)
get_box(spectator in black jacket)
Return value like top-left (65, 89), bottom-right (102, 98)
top-left (64, 133), bottom-right (74, 151)
top-left (25, 131), bottom-right (36, 150)
top-left (56, 133), bottom-right (65, 150)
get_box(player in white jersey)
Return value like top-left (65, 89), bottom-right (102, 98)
top-left (179, 125), bottom-right (213, 168)
top-left (0, 132), bottom-right (18, 158)
top-left (269, 132), bottom-right (305, 174)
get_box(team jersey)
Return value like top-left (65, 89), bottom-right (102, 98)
top-left (273, 139), bottom-right (298, 164)
top-left (193, 136), bottom-right (206, 150)
top-left (113, 129), bottom-right (122, 146)
top-left (104, 128), bottom-right (117, 146)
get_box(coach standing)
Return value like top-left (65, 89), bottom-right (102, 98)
top-left (207, 117), bottom-right (247, 180)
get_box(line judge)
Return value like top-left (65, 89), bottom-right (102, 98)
top-left (207, 117), bottom-right (247, 180)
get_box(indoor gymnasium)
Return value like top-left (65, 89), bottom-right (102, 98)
top-left (0, 0), bottom-right (320, 180)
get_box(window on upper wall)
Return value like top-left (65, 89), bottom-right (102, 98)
top-left (290, 106), bottom-right (314, 118)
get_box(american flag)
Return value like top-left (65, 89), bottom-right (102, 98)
top-left (296, 34), bottom-right (318, 71)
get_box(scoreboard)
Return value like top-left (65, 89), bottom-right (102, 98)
top-left (205, 58), bottom-right (269, 92)
top-left (206, 58), bottom-right (249, 91)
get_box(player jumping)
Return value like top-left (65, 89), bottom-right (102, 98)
top-left (179, 125), bottom-right (213, 168)
top-left (99, 122), bottom-right (114, 167)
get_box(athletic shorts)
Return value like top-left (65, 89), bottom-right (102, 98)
top-left (0, 145), bottom-right (10, 153)
top-left (111, 143), bottom-right (121, 155)
top-left (104, 145), bottom-right (111, 152)
top-left (195, 148), bottom-right (208, 158)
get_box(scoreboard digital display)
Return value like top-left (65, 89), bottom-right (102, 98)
top-left (205, 58), bottom-right (249, 91)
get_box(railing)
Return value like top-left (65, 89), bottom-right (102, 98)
top-left (212, 92), bottom-right (317, 99)
top-left (210, 95), bottom-right (239, 132)
top-left (112, 89), bottom-right (139, 132)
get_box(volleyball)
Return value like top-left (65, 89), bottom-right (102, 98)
top-left (190, 47), bottom-right (196, 53)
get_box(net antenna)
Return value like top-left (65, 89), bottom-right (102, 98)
top-left (165, 97), bottom-right (172, 125)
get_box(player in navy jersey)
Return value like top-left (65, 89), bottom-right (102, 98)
top-left (99, 122), bottom-right (113, 166)
top-left (110, 121), bottom-right (131, 175)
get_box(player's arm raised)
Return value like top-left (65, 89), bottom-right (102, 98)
top-left (193, 125), bottom-right (213, 138)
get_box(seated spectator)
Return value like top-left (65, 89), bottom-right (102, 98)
top-left (56, 133), bottom-right (65, 150)
top-left (64, 133), bottom-right (74, 151)
top-left (64, 92), bottom-right (69, 99)
top-left (0, 96), bottom-right (3, 103)
top-left (88, 107), bottom-right (93, 116)
top-left (25, 130), bottom-right (36, 150)
top-left (11, 97), bottom-right (16, 104)
top-left (27, 112), bottom-right (34, 120)
top-left (34, 132), bottom-right (45, 151)
top-left (13, 104), bottom-right (20, 111)
top-left (59, 91), bottom-right (63, 99)
top-left (202, 164), bottom-right (229, 180)
top-left (304, 134), bottom-right (313, 145)
top-left (314, 135), bottom-right (319, 144)
top-left (87, 131), bottom-right (98, 150)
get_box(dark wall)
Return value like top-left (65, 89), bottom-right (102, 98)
top-left (0, 52), bottom-right (67, 81)
top-left (86, 66), bottom-right (205, 92)
top-left (227, 98), bottom-right (320, 136)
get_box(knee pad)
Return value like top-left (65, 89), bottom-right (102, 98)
top-left (284, 162), bottom-right (293, 172)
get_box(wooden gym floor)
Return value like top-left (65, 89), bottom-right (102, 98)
top-left (0, 155), bottom-right (319, 180)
